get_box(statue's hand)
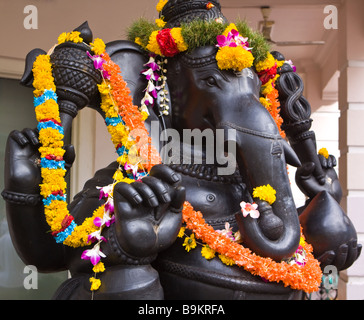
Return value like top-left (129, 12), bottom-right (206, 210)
top-left (113, 164), bottom-right (185, 260)
top-left (4, 128), bottom-right (75, 194)
top-left (317, 239), bottom-right (362, 271)
top-left (295, 153), bottom-right (342, 203)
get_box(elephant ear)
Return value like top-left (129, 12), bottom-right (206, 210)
top-left (106, 40), bottom-right (167, 149)
top-left (106, 40), bottom-right (149, 105)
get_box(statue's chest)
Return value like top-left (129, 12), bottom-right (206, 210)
top-left (170, 164), bottom-right (246, 220)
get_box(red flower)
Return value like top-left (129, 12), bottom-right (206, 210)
top-left (156, 29), bottom-right (179, 57)
top-left (258, 63), bottom-right (277, 85)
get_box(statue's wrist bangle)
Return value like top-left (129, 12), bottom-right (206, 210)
top-left (1, 190), bottom-right (42, 206)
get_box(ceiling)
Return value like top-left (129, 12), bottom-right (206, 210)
top-left (0, 0), bottom-right (342, 101)
top-left (220, 0), bottom-right (341, 65)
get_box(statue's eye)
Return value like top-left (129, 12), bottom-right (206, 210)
top-left (205, 76), bottom-right (217, 87)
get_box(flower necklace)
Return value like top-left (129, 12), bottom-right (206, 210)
top-left (33, 26), bottom-right (321, 294)
top-left (33, 31), bottom-right (161, 291)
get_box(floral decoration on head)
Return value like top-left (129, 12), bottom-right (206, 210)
top-left (215, 23), bottom-right (254, 71)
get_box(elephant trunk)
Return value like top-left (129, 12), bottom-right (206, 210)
top-left (216, 98), bottom-right (301, 262)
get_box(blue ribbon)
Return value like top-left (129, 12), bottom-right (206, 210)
top-left (40, 158), bottom-right (66, 170)
top-left (43, 194), bottom-right (67, 206)
top-left (105, 117), bottom-right (125, 127)
top-left (37, 121), bottom-right (64, 134)
top-left (54, 221), bottom-right (77, 243)
top-left (34, 89), bottom-right (58, 107)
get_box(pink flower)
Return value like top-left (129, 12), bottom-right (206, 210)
top-left (97, 184), bottom-right (114, 200)
top-left (81, 244), bottom-right (106, 266)
top-left (217, 222), bottom-right (235, 241)
top-left (87, 230), bottom-right (106, 244)
top-left (124, 162), bottom-right (139, 178)
top-left (240, 201), bottom-right (260, 219)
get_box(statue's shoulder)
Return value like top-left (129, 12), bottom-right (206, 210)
top-left (72, 162), bottom-right (118, 201)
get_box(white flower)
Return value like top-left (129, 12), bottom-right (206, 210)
top-left (240, 201), bottom-right (260, 219)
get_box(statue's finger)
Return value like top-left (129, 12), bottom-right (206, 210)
top-left (10, 130), bottom-right (28, 147)
top-left (318, 154), bottom-right (328, 169)
top-left (132, 181), bottom-right (159, 207)
top-left (149, 164), bottom-right (182, 186)
top-left (142, 176), bottom-right (171, 204)
top-left (114, 182), bottom-right (143, 206)
top-left (317, 250), bottom-right (335, 268)
top-left (296, 162), bottom-right (315, 180)
top-left (22, 128), bottom-right (39, 146)
top-left (341, 239), bottom-right (359, 270)
top-left (63, 145), bottom-right (76, 168)
top-left (333, 244), bottom-right (348, 271)
top-left (170, 186), bottom-right (186, 213)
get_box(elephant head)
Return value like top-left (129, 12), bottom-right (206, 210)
top-left (162, 46), bottom-right (301, 261)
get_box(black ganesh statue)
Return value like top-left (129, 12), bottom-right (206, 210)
top-left (2, 0), bottom-right (361, 300)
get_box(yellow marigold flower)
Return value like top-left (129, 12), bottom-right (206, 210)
top-left (276, 59), bottom-right (285, 68)
top-left (201, 245), bottom-right (216, 260)
top-left (90, 277), bottom-right (101, 291)
top-left (216, 46), bottom-right (254, 71)
top-left (41, 168), bottom-right (66, 185)
top-left (140, 111), bottom-right (149, 121)
top-left (183, 233), bottom-right (197, 252)
top-left (156, 0), bottom-right (168, 12)
top-left (91, 38), bottom-right (106, 55)
top-left (117, 154), bottom-right (128, 166)
top-left (57, 32), bottom-right (68, 44)
top-left (39, 146), bottom-right (65, 158)
top-left (35, 100), bottom-right (61, 122)
top-left (134, 37), bottom-right (144, 47)
top-left (68, 31), bottom-right (83, 43)
top-left (177, 227), bottom-right (186, 238)
top-left (255, 52), bottom-right (276, 72)
top-left (146, 31), bottom-right (162, 56)
top-left (113, 169), bottom-right (125, 183)
top-left (219, 254), bottom-right (235, 266)
top-left (98, 82), bottom-right (111, 95)
top-left (93, 262), bottom-right (105, 273)
top-left (222, 23), bottom-right (238, 37)
top-left (299, 237), bottom-right (306, 247)
top-left (38, 128), bottom-right (64, 148)
top-left (40, 181), bottom-right (67, 198)
top-left (318, 148), bottom-right (329, 159)
top-left (170, 28), bottom-right (188, 52)
top-left (259, 97), bottom-right (271, 111)
top-left (252, 184), bottom-right (276, 205)
top-left (155, 18), bottom-right (167, 28)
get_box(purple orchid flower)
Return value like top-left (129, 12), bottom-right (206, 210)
top-left (81, 244), bottom-right (106, 266)
top-left (87, 51), bottom-right (110, 79)
top-left (93, 210), bottom-right (114, 228)
top-left (87, 230), bottom-right (107, 244)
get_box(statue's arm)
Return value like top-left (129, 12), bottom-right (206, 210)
top-left (274, 51), bottom-right (361, 270)
top-left (2, 129), bottom-right (72, 272)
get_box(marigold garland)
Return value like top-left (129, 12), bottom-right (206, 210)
top-left (181, 201), bottom-right (322, 293)
top-left (255, 52), bottom-right (286, 138)
top-left (33, 33), bottom-right (160, 292)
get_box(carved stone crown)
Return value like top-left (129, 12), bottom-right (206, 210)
top-left (161, 0), bottom-right (227, 28)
